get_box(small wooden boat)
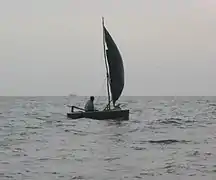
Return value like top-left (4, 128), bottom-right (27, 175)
top-left (67, 17), bottom-right (129, 120)
top-left (67, 106), bottom-right (129, 120)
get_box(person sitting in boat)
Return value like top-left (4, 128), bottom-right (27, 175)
top-left (84, 96), bottom-right (96, 112)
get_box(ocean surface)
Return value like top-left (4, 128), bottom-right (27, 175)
top-left (1, 96), bottom-right (216, 180)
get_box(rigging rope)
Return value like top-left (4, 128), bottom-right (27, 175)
top-left (95, 76), bottom-right (107, 104)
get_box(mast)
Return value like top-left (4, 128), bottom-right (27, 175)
top-left (102, 17), bottom-right (111, 109)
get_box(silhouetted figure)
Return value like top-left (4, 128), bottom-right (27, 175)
top-left (84, 96), bottom-right (95, 112)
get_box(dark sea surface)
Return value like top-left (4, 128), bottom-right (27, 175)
top-left (1, 96), bottom-right (216, 180)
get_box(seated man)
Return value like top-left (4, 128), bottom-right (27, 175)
top-left (84, 96), bottom-right (96, 112)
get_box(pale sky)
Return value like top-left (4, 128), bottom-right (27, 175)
top-left (0, 0), bottom-right (215, 96)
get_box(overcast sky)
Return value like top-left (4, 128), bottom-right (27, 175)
top-left (0, 0), bottom-right (215, 96)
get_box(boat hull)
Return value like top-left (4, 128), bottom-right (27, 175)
top-left (67, 109), bottom-right (129, 120)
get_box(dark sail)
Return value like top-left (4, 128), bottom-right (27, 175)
top-left (103, 26), bottom-right (124, 105)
